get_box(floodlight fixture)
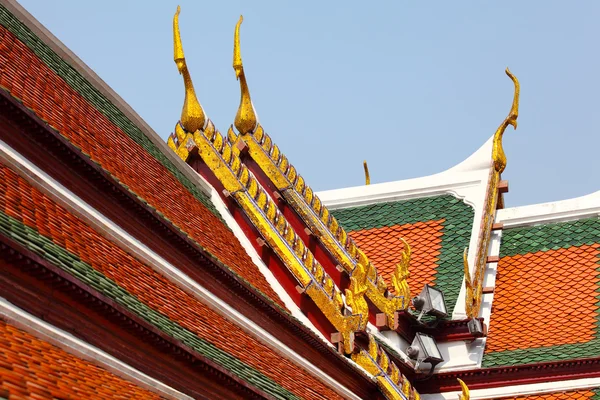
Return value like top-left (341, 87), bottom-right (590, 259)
top-left (467, 318), bottom-right (485, 337)
top-left (406, 332), bottom-right (444, 378)
top-left (412, 284), bottom-right (448, 320)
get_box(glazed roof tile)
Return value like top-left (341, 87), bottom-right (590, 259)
top-left (483, 217), bottom-right (600, 367)
top-left (491, 389), bottom-right (598, 400)
top-left (0, 163), bottom-right (341, 400)
top-left (0, 9), bottom-right (284, 308)
top-left (350, 220), bottom-right (443, 295)
top-left (331, 195), bottom-right (474, 310)
top-left (0, 320), bottom-right (162, 399)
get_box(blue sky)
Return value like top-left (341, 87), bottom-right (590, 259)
top-left (18, 1), bottom-right (600, 206)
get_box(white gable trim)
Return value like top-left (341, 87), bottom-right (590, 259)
top-left (497, 190), bottom-right (600, 228)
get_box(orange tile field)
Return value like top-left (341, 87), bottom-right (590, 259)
top-left (0, 25), bottom-right (284, 308)
top-left (349, 220), bottom-right (444, 294)
top-left (0, 320), bottom-right (161, 400)
top-left (486, 245), bottom-right (600, 353)
top-left (0, 164), bottom-right (342, 400)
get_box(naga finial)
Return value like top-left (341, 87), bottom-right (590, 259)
top-left (173, 6), bottom-right (205, 133)
top-left (457, 379), bottom-right (470, 400)
top-left (233, 15), bottom-right (258, 135)
top-left (363, 160), bottom-right (371, 185)
top-left (492, 68), bottom-right (520, 173)
top-left (391, 238), bottom-right (411, 307)
top-left (345, 263), bottom-right (369, 329)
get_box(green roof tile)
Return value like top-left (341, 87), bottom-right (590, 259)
top-left (0, 210), bottom-right (299, 399)
top-left (331, 194), bottom-right (474, 312)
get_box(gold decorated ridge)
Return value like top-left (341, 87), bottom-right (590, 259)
top-left (233, 16), bottom-right (258, 135)
top-left (465, 69), bottom-right (520, 318)
top-left (173, 6), bottom-right (206, 133)
top-left (234, 127), bottom-right (408, 328)
top-left (170, 120), bottom-right (368, 353)
top-left (364, 160), bottom-right (371, 185)
top-left (492, 68), bottom-right (520, 174)
top-left (352, 334), bottom-right (421, 400)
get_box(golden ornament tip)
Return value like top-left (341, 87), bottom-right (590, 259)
top-left (173, 5), bottom-right (206, 133)
top-left (233, 14), bottom-right (258, 135)
top-left (234, 15), bottom-right (244, 79)
top-left (492, 67), bottom-right (520, 173)
top-left (363, 160), bottom-right (370, 185)
top-left (457, 378), bottom-right (470, 400)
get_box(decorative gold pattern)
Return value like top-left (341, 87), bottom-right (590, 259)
top-left (492, 68), bottom-right (520, 174)
top-left (173, 6), bottom-right (205, 133)
top-left (352, 335), bottom-right (421, 400)
top-left (171, 119), bottom-right (367, 352)
top-left (457, 378), bottom-right (470, 400)
top-left (392, 238), bottom-right (411, 302)
top-left (233, 16), bottom-right (258, 135)
top-left (345, 263), bottom-right (369, 320)
top-left (169, 12), bottom-right (368, 354)
top-left (463, 248), bottom-right (477, 318)
top-left (364, 160), bottom-right (371, 185)
top-left (235, 129), bottom-right (407, 328)
top-left (467, 69), bottom-right (520, 317)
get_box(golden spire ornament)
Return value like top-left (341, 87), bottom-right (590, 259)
top-left (492, 68), bottom-right (520, 173)
top-left (233, 16), bottom-right (258, 135)
top-left (173, 6), bottom-right (205, 133)
top-left (363, 160), bottom-right (371, 185)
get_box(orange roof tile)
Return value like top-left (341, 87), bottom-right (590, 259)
top-left (486, 245), bottom-right (600, 353)
top-left (0, 25), bottom-right (284, 308)
top-left (0, 164), bottom-right (342, 400)
top-left (0, 320), bottom-right (161, 399)
top-left (492, 390), bottom-right (596, 400)
top-left (350, 220), bottom-right (444, 294)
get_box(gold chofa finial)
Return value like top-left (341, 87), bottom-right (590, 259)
top-left (173, 6), bottom-right (205, 133)
top-left (492, 68), bottom-right (520, 173)
top-left (363, 160), bottom-right (370, 185)
top-left (233, 15), bottom-right (258, 135)
top-left (457, 379), bottom-right (470, 400)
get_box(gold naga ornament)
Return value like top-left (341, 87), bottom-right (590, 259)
top-left (464, 68), bottom-right (520, 318)
top-left (233, 16), bottom-right (258, 135)
top-left (351, 334), bottom-right (421, 400)
top-left (492, 68), bottom-right (520, 174)
top-left (169, 9), bottom-right (369, 354)
top-left (229, 16), bottom-right (409, 329)
top-left (173, 6), bottom-right (205, 134)
top-left (392, 238), bottom-right (411, 301)
top-left (457, 379), bottom-right (470, 400)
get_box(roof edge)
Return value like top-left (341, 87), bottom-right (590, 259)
top-left (0, 0), bottom-right (213, 198)
top-left (318, 136), bottom-right (494, 210)
top-left (497, 190), bottom-right (600, 228)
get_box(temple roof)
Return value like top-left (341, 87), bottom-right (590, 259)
top-left (332, 195), bottom-right (474, 313)
top-left (484, 193), bottom-right (600, 367)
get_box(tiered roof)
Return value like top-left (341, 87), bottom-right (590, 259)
top-left (1, 1), bottom-right (600, 399)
